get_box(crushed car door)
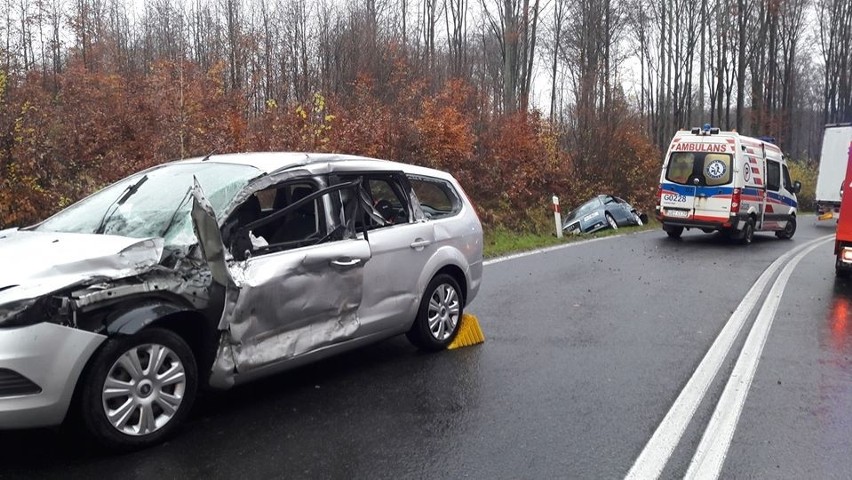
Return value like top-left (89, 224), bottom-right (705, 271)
top-left (191, 177), bottom-right (371, 382)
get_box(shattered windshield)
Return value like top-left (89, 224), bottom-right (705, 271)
top-left (35, 162), bottom-right (260, 246)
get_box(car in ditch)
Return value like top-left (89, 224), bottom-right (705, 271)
top-left (562, 195), bottom-right (647, 234)
top-left (0, 152), bottom-right (483, 449)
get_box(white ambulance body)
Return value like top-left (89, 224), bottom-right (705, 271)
top-left (655, 126), bottom-right (801, 244)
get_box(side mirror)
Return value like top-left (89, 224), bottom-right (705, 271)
top-left (792, 181), bottom-right (802, 194)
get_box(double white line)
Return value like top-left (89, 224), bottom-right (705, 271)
top-left (625, 234), bottom-right (834, 480)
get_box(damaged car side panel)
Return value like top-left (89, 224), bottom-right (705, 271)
top-left (222, 239), bottom-right (371, 377)
top-left (191, 173), bottom-right (373, 387)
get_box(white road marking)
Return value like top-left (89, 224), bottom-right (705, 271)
top-left (483, 230), bottom-right (656, 266)
top-left (625, 234), bottom-right (834, 480)
top-left (684, 236), bottom-right (832, 479)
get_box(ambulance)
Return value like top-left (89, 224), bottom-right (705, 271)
top-left (655, 125), bottom-right (801, 244)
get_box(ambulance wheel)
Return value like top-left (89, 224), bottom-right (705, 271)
top-left (740, 217), bottom-right (755, 245)
top-left (775, 216), bottom-right (796, 240)
top-left (606, 213), bottom-right (618, 230)
top-left (665, 226), bottom-right (683, 239)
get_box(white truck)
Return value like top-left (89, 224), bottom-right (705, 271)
top-left (815, 123), bottom-right (852, 220)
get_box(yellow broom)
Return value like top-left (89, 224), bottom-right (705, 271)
top-left (448, 313), bottom-right (485, 349)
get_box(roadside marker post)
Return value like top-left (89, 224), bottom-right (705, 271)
top-left (553, 195), bottom-right (563, 238)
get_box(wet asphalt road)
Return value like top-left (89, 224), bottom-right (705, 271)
top-left (1, 220), bottom-right (850, 479)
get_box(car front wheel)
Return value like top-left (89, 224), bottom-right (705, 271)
top-left (406, 274), bottom-right (463, 351)
top-left (79, 328), bottom-right (198, 450)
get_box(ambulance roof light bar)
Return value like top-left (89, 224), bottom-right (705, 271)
top-left (690, 124), bottom-right (721, 135)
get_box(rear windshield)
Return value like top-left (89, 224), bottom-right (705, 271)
top-left (666, 152), bottom-right (733, 186)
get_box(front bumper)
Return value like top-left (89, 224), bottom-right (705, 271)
top-left (0, 323), bottom-right (105, 429)
top-left (564, 219), bottom-right (607, 234)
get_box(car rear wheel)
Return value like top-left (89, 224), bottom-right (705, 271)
top-left (606, 213), bottom-right (618, 230)
top-left (633, 212), bottom-right (644, 225)
top-left (775, 216), bottom-right (796, 240)
top-left (406, 274), bottom-right (463, 351)
top-left (79, 328), bottom-right (198, 450)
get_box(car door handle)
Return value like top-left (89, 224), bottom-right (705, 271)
top-left (330, 258), bottom-right (361, 268)
top-left (410, 239), bottom-right (432, 249)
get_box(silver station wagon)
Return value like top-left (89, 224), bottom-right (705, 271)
top-left (0, 153), bottom-right (483, 449)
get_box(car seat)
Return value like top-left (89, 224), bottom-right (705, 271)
top-left (223, 194), bottom-right (263, 257)
top-left (269, 186), bottom-right (317, 244)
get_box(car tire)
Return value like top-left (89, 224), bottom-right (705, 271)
top-left (406, 274), bottom-right (463, 351)
top-left (775, 216), bottom-right (796, 240)
top-left (633, 212), bottom-right (644, 225)
top-left (606, 213), bottom-right (618, 230)
top-left (79, 328), bottom-right (198, 451)
top-left (665, 226), bottom-right (683, 239)
top-left (837, 255), bottom-right (851, 278)
top-left (740, 217), bottom-right (755, 245)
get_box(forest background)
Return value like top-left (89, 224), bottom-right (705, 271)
top-left (1, 0), bottom-right (851, 231)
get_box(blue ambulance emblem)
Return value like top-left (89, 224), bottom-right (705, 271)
top-left (706, 160), bottom-right (726, 179)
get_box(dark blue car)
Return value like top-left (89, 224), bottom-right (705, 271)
top-left (562, 195), bottom-right (647, 234)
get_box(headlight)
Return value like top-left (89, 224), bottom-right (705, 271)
top-left (0, 297), bottom-right (37, 328)
top-left (0, 294), bottom-right (62, 328)
top-left (583, 211), bottom-right (600, 222)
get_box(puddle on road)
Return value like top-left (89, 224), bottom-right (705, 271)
top-left (816, 281), bottom-right (852, 435)
top-left (825, 281), bottom-right (852, 355)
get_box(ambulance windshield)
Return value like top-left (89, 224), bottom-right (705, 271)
top-left (666, 152), bottom-right (732, 186)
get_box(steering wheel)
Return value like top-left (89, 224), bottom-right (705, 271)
top-left (374, 199), bottom-right (396, 224)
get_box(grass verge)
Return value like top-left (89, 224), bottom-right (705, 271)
top-left (483, 219), bottom-right (660, 258)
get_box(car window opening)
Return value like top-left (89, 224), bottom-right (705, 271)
top-left (225, 178), bottom-right (368, 260)
top-left (666, 152), bottom-right (733, 186)
top-left (408, 176), bottom-right (462, 219)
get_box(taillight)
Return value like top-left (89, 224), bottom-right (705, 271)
top-left (731, 188), bottom-right (741, 213)
top-left (656, 185), bottom-right (663, 203)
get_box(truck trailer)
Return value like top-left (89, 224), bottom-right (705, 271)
top-left (816, 124), bottom-right (852, 220)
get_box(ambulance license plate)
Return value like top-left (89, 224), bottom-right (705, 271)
top-left (666, 209), bottom-right (689, 218)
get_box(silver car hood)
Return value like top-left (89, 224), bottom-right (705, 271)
top-left (0, 228), bottom-right (164, 304)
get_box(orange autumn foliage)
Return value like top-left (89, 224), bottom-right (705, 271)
top-left (0, 55), bottom-right (660, 233)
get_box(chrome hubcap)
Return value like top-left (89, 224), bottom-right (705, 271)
top-left (102, 343), bottom-right (186, 436)
top-left (428, 284), bottom-right (460, 341)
